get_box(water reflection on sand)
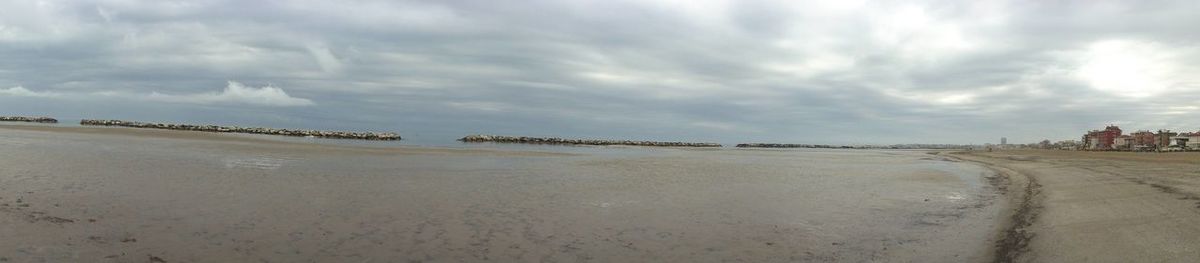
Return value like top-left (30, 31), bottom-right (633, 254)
top-left (0, 126), bottom-right (1005, 262)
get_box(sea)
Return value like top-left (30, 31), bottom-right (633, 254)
top-left (0, 123), bottom-right (1005, 262)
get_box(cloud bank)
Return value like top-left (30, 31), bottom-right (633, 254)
top-left (2, 1), bottom-right (1199, 144)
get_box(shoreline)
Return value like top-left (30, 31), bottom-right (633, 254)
top-left (942, 151), bottom-right (1040, 263)
top-left (80, 119), bottom-right (401, 141)
top-left (736, 143), bottom-right (853, 149)
top-left (0, 116), bottom-right (58, 123)
top-left (0, 124), bottom-right (569, 157)
top-left (459, 134), bottom-right (723, 147)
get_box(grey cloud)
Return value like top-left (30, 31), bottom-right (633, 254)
top-left (2, 0), bottom-right (1199, 144)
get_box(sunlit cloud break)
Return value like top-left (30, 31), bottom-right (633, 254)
top-left (4, 82), bottom-right (314, 107)
top-left (144, 81), bottom-right (314, 107)
top-left (0, 86), bottom-right (60, 98)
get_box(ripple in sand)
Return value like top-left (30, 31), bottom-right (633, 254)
top-left (222, 155), bottom-right (300, 170)
top-left (0, 137), bottom-right (31, 147)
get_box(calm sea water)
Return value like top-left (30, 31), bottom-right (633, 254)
top-left (0, 125), bottom-right (1004, 262)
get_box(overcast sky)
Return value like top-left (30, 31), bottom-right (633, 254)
top-left (2, 0), bottom-right (1198, 145)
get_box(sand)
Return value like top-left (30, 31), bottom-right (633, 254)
top-left (948, 150), bottom-right (1200, 262)
top-left (1, 125), bottom-right (1005, 262)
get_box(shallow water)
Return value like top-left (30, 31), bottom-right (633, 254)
top-left (0, 126), bottom-right (1004, 262)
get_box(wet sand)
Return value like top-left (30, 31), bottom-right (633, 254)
top-left (948, 150), bottom-right (1200, 262)
top-left (1, 125), bottom-right (1007, 262)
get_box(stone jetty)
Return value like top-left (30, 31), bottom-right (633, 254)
top-left (0, 116), bottom-right (58, 123)
top-left (736, 143), bottom-right (852, 149)
top-left (459, 134), bottom-right (722, 147)
top-left (80, 119), bottom-right (401, 141)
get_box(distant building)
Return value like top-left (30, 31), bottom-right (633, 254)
top-left (1068, 127), bottom-right (1198, 152)
top-left (1170, 135), bottom-right (1188, 147)
top-left (1082, 132), bottom-right (1096, 149)
top-left (1173, 131), bottom-right (1200, 149)
top-left (1156, 130), bottom-right (1178, 151)
top-left (1131, 130), bottom-right (1156, 151)
top-left (1114, 135), bottom-right (1132, 150)
top-left (1055, 140), bottom-right (1079, 150)
top-left (1001, 137), bottom-right (1007, 146)
top-left (1082, 125), bottom-right (1122, 150)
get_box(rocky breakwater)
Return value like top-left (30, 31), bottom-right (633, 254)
top-left (80, 119), bottom-right (401, 141)
top-left (736, 143), bottom-right (853, 149)
top-left (0, 116), bottom-right (58, 123)
top-left (460, 135), bottom-right (722, 147)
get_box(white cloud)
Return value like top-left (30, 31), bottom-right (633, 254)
top-left (144, 81), bottom-right (314, 107)
top-left (1, 82), bottom-right (314, 107)
top-left (306, 44), bottom-right (344, 73)
top-left (1074, 40), bottom-right (1191, 98)
top-left (871, 5), bottom-right (976, 63)
top-left (0, 86), bottom-right (59, 97)
top-left (96, 6), bottom-right (116, 23)
top-left (691, 121), bottom-right (742, 132)
top-left (446, 101), bottom-right (512, 112)
top-left (761, 52), bottom-right (856, 78)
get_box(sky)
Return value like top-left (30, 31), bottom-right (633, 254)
top-left (1, 0), bottom-right (1198, 145)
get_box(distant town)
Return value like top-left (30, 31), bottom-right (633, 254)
top-left (1000, 125), bottom-right (1200, 152)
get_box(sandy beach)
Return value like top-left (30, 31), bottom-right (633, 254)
top-left (0, 124), bottom-right (1009, 262)
top-left (948, 150), bottom-right (1200, 262)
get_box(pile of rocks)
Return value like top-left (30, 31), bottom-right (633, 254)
top-left (736, 143), bottom-right (811, 148)
top-left (459, 134), bottom-right (722, 147)
top-left (736, 143), bottom-right (852, 149)
top-left (0, 116), bottom-right (58, 123)
top-left (80, 119), bottom-right (401, 141)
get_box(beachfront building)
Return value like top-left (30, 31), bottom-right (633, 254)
top-left (1054, 140), bottom-right (1078, 150)
top-left (1157, 130), bottom-right (1178, 151)
top-left (1072, 127), bottom-right (1197, 151)
top-left (1089, 133), bottom-right (1099, 150)
top-left (1169, 135), bottom-right (1188, 149)
top-left (1131, 130), bottom-right (1157, 151)
top-left (1174, 132), bottom-right (1200, 150)
top-left (1082, 125), bottom-right (1122, 150)
top-left (1114, 135), bottom-right (1132, 150)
